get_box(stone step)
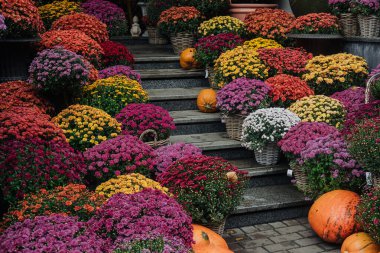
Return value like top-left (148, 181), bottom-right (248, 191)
top-left (230, 159), bottom-right (291, 187)
top-left (170, 110), bottom-right (225, 135)
top-left (148, 87), bottom-right (206, 111)
top-left (170, 132), bottom-right (252, 160)
top-left (226, 185), bottom-right (312, 228)
top-left (140, 69), bottom-right (208, 89)
top-left (128, 44), bottom-right (178, 69)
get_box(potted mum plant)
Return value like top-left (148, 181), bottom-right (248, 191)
top-left (216, 78), bottom-right (271, 141)
top-left (145, 0), bottom-right (175, 44)
top-left (352, 0), bottom-right (380, 37)
top-left (328, 0), bottom-right (358, 37)
top-left (242, 108), bottom-right (300, 165)
top-left (178, 0), bottom-right (230, 19)
top-left (158, 155), bottom-right (247, 235)
top-left (0, 0), bottom-right (45, 82)
top-left (158, 6), bottom-right (203, 54)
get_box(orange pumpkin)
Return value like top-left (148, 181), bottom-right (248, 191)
top-left (308, 190), bottom-right (361, 244)
top-left (180, 48), bottom-right (200, 70)
top-left (197, 89), bottom-right (217, 113)
top-left (341, 232), bottom-right (380, 253)
top-left (192, 224), bottom-right (233, 253)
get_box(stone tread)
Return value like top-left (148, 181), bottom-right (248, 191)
top-left (229, 159), bottom-right (288, 177)
top-left (170, 132), bottom-right (241, 151)
top-left (170, 110), bottom-right (221, 124)
top-left (234, 185), bottom-right (311, 214)
top-left (135, 55), bottom-right (179, 62)
top-left (140, 69), bottom-right (205, 79)
top-left (148, 87), bottom-right (206, 101)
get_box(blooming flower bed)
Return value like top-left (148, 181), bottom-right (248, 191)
top-left (0, 138), bottom-right (85, 203)
top-left (95, 173), bottom-right (169, 199)
top-left (289, 95), bottom-right (346, 128)
top-left (357, 187), bottom-right (380, 244)
top-left (290, 13), bottom-right (340, 34)
top-left (198, 16), bottom-right (247, 37)
top-left (80, 76), bottom-right (147, 116)
top-left (52, 104), bottom-right (121, 151)
top-left (99, 65), bottom-right (141, 83)
top-left (158, 6), bottom-right (202, 35)
top-left (244, 8), bottom-right (295, 43)
top-left (1, 184), bottom-right (105, 231)
top-left (216, 78), bottom-right (270, 115)
top-left (342, 100), bottom-right (380, 135)
top-left (154, 142), bottom-right (202, 175)
top-left (330, 87), bottom-right (365, 113)
top-left (100, 41), bottom-right (135, 67)
top-left (83, 135), bottom-right (156, 184)
top-left (243, 37), bottom-right (283, 51)
top-left (51, 13), bottom-right (109, 43)
top-left (38, 1), bottom-right (81, 28)
top-left (115, 103), bottom-right (175, 142)
top-left (265, 74), bottom-right (314, 107)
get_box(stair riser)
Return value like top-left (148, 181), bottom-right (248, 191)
top-left (226, 205), bottom-right (310, 228)
top-left (248, 174), bottom-right (291, 188)
top-left (136, 62), bottom-right (180, 70)
top-left (203, 148), bottom-right (253, 160)
top-left (173, 122), bottom-right (226, 135)
top-left (150, 99), bottom-right (198, 111)
top-left (143, 78), bottom-right (208, 89)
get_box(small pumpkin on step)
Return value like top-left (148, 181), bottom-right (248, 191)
top-left (197, 89), bottom-right (217, 113)
top-left (180, 48), bottom-right (200, 70)
top-left (192, 224), bottom-right (233, 253)
top-left (341, 232), bottom-right (380, 253)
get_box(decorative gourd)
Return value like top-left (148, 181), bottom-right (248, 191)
top-left (341, 232), bottom-right (380, 253)
top-left (309, 190), bottom-right (361, 244)
top-left (180, 48), bottom-right (200, 70)
top-left (197, 89), bottom-right (217, 113)
top-left (192, 224), bottom-right (233, 253)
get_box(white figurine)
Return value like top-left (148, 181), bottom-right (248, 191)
top-left (130, 16), bottom-right (142, 37)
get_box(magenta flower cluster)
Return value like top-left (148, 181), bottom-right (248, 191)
top-left (154, 142), bottom-right (202, 175)
top-left (81, 0), bottom-right (128, 36)
top-left (278, 122), bottom-right (339, 159)
top-left (369, 63), bottom-right (380, 79)
top-left (0, 14), bottom-right (6, 31)
top-left (83, 135), bottom-right (156, 183)
top-left (342, 100), bottom-right (380, 135)
top-left (300, 133), bottom-right (361, 174)
top-left (330, 87), bottom-right (365, 113)
top-left (28, 47), bottom-right (91, 93)
top-left (0, 138), bottom-right (85, 203)
top-left (356, 0), bottom-right (380, 10)
top-left (116, 104), bottom-right (176, 141)
top-left (216, 78), bottom-right (271, 115)
top-left (86, 189), bottom-right (193, 249)
top-left (98, 65), bottom-right (142, 83)
top-left (0, 215), bottom-right (107, 253)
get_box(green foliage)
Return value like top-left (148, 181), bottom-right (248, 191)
top-left (178, 0), bottom-right (230, 18)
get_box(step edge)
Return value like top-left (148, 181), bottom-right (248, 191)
top-left (233, 199), bottom-right (311, 214)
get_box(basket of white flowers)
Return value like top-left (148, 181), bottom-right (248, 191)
top-left (242, 108), bottom-right (300, 165)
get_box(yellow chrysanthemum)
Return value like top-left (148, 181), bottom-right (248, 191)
top-left (198, 16), bottom-right (247, 37)
top-left (39, 1), bottom-right (81, 27)
top-left (243, 37), bottom-right (283, 51)
top-left (95, 173), bottom-right (170, 199)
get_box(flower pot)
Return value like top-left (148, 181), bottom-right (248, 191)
top-left (170, 32), bottom-right (194, 55)
top-left (224, 114), bottom-right (247, 141)
top-left (289, 0), bottom-right (330, 17)
top-left (206, 65), bottom-right (219, 89)
top-left (139, 129), bottom-right (170, 149)
top-left (0, 38), bottom-right (39, 82)
top-left (204, 219), bottom-right (226, 235)
top-left (147, 27), bottom-right (168, 45)
top-left (358, 15), bottom-right (380, 38)
top-left (254, 142), bottom-right (280, 165)
top-left (290, 161), bottom-right (308, 194)
top-left (229, 2), bottom-right (278, 21)
top-left (339, 13), bottom-right (359, 37)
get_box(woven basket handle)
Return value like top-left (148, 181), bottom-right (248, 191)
top-left (365, 72), bottom-right (380, 104)
top-left (139, 129), bottom-right (158, 144)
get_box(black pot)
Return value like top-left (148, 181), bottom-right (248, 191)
top-left (289, 0), bottom-right (330, 17)
top-left (287, 34), bottom-right (344, 55)
top-left (0, 38), bottom-right (40, 83)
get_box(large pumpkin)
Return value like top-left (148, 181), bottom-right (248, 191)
top-left (341, 232), bottom-right (380, 253)
top-left (197, 89), bottom-right (217, 113)
top-left (180, 48), bottom-right (200, 70)
top-left (308, 190), bottom-right (361, 244)
top-left (192, 224), bottom-right (233, 253)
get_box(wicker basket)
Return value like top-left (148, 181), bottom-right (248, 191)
top-left (358, 15), bottom-right (380, 38)
top-left (147, 27), bottom-right (168, 45)
top-left (139, 129), bottom-right (170, 149)
top-left (373, 174), bottom-right (380, 187)
top-left (339, 13), bottom-right (359, 37)
top-left (254, 142), bottom-right (280, 166)
top-left (206, 66), bottom-right (219, 89)
top-left (365, 72), bottom-right (380, 103)
top-left (204, 219), bottom-right (226, 235)
top-left (170, 32), bottom-right (195, 55)
top-left (224, 115), bottom-right (246, 141)
top-left (290, 161), bottom-right (308, 194)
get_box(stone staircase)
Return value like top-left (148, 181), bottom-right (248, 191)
top-left (130, 44), bottom-right (311, 228)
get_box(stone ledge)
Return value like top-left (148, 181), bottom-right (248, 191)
top-left (148, 87), bottom-right (206, 101)
top-left (171, 110), bottom-right (221, 124)
top-left (140, 69), bottom-right (205, 79)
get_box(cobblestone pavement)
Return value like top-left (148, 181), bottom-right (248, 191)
top-left (223, 218), bottom-right (340, 253)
